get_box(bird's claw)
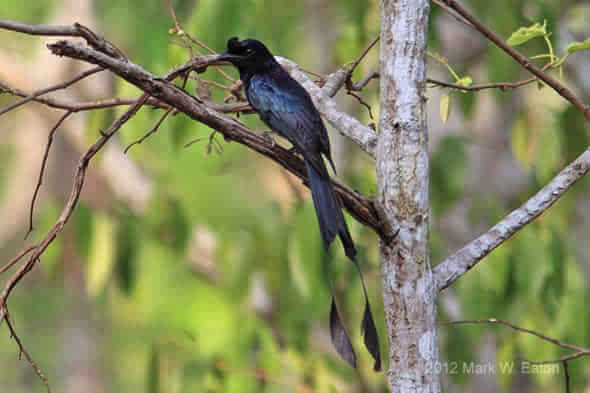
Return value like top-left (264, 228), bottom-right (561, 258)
top-left (261, 131), bottom-right (276, 148)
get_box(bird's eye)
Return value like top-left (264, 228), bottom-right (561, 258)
top-left (245, 48), bottom-right (253, 55)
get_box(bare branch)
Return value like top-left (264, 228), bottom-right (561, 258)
top-left (0, 18), bottom-right (125, 59)
top-left (4, 313), bottom-right (51, 393)
top-left (441, 318), bottom-right (589, 352)
top-left (0, 80), bottom-right (252, 114)
top-left (346, 91), bottom-right (374, 120)
top-left (434, 147), bottom-right (590, 291)
top-left (563, 361), bottom-right (571, 393)
top-left (26, 111), bottom-right (73, 239)
top-left (430, 0), bottom-right (474, 29)
top-left (436, 0), bottom-right (590, 120)
top-left (427, 62), bottom-right (553, 92)
top-left (441, 319), bottom-right (590, 367)
top-left (46, 40), bottom-right (387, 235)
top-left (347, 71), bottom-right (380, 92)
top-left (427, 63), bottom-right (551, 92)
top-left (124, 107), bottom-right (174, 153)
top-left (530, 351), bottom-right (590, 365)
top-left (348, 36), bottom-right (380, 75)
top-left (0, 18), bottom-right (85, 37)
top-left (164, 0), bottom-right (182, 33)
top-left (0, 244), bottom-right (38, 276)
top-left (0, 67), bottom-right (103, 116)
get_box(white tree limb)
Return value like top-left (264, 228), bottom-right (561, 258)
top-left (434, 147), bottom-right (590, 292)
top-left (377, 1), bottom-right (440, 392)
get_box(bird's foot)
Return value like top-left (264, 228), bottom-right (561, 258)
top-left (288, 146), bottom-right (301, 155)
top-left (260, 131), bottom-right (276, 148)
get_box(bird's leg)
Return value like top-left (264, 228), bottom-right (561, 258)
top-left (260, 130), bottom-right (276, 148)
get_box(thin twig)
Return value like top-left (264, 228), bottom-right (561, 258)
top-left (0, 18), bottom-right (125, 59)
top-left (125, 69), bottom-right (193, 153)
top-left (563, 361), bottom-right (571, 393)
top-left (431, 0), bottom-right (474, 29)
top-left (4, 313), bottom-right (51, 393)
top-left (0, 18), bottom-right (91, 37)
top-left (162, 3), bottom-right (236, 85)
top-left (124, 107), bottom-right (174, 153)
top-left (348, 36), bottom-right (380, 74)
top-left (299, 67), bottom-right (325, 81)
top-left (164, 0), bottom-right (182, 32)
top-left (25, 111), bottom-right (73, 239)
top-left (427, 63), bottom-right (552, 92)
top-left (347, 91), bottom-right (374, 120)
top-left (441, 318), bottom-right (588, 352)
top-left (348, 71), bottom-right (379, 92)
top-left (200, 78), bottom-right (234, 92)
top-left (529, 350), bottom-right (590, 365)
top-left (0, 244), bottom-right (38, 276)
top-left (0, 81), bottom-right (251, 113)
top-left (0, 81), bottom-right (167, 111)
top-left (0, 67), bottom-right (103, 116)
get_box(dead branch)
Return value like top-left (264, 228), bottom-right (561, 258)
top-left (44, 39), bottom-right (386, 234)
top-left (434, 147), bottom-right (590, 291)
top-left (441, 318), bottom-right (590, 366)
top-left (26, 111), bottom-right (73, 238)
top-left (0, 67), bottom-right (103, 116)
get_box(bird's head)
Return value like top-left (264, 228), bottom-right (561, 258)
top-left (217, 37), bottom-right (276, 73)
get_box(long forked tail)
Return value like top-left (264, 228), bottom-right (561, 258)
top-left (305, 160), bottom-right (381, 371)
top-left (305, 160), bottom-right (355, 257)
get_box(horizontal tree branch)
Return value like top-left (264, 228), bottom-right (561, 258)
top-left (427, 63), bottom-right (551, 92)
top-left (434, 147), bottom-right (590, 291)
top-left (46, 39), bottom-right (391, 238)
top-left (0, 18), bottom-right (88, 36)
top-left (0, 18), bottom-right (377, 154)
top-left (0, 18), bottom-right (125, 59)
top-left (0, 80), bottom-right (254, 114)
top-left (441, 318), bottom-right (590, 365)
top-left (0, 67), bottom-right (103, 116)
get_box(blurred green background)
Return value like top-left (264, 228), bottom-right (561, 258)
top-left (0, 0), bottom-right (589, 392)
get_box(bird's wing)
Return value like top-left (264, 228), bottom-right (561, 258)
top-left (247, 74), bottom-right (334, 176)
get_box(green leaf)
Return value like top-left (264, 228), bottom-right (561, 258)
top-left (430, 136), bottom-right (467, 216)
top-left (74, 203), bottom-right (93, 259)
top-left (87, 213), bottom-right (116, 297)
top-left (440, 94), bottom-right (451, 123)
top-left (565, 38), bottom-right (590, 54)
top-left (147, 345), bottom-right (160, 393)
top-left (115, 210), bottom-right (139, 295)
top-left (506, 21), bottom-right (547, 46)
top-left (456, 76), bottom-right (472, 87)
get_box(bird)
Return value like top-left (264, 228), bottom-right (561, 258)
top-left (217, 37), bottom-right (380, 371)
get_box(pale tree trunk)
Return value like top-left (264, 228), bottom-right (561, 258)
top-left (377, 1), bottom-right (440, 392)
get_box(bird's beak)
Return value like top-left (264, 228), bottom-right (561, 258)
top-left (216, 51), bottom-right (242, 63)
